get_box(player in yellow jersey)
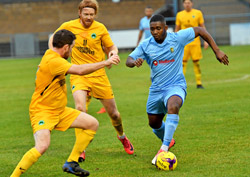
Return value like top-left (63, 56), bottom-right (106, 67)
top-left (11, 29), bottom-right (120, 177)
top-left (175, 0), bottom-right (209, 89)
top-left (48, 0), bottom-right (134, 162)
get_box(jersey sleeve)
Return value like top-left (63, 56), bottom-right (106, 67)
top-left (139, 18), bottom-right (144, 30)
top-left (198, 10), bottom-right (204, 25)
top-left (48, 57), bottom-right (73, 76)
top-left (175, 13), bottom-right (181, 26)
top-left (176, 28), bottom-right (195, 46)
top-left (129, 44), bottom-right (145, 60)
top-left (101, 25), bottom-right (114, 48)
top-left (55, 22), bottom-right (70, 33)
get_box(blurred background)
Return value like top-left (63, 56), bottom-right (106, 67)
top-left (0, 0), bottom-right (250, 58)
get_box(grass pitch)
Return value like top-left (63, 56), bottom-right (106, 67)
top-left (0, 45), bottom-right (249, 177)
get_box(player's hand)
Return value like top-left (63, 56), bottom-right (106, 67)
top-left (106, 54), bottom-right (120, 66)
top-left (204, 41), bottom-right (209, 50)
top-left (215, 50), bottom-right (229, 65)
top-left (134, 58), bottom-right (144, 67)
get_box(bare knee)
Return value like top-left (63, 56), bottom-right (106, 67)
top-left (89, 118), bottom-right (99, 131)
top-left (35, 142), bottom-right (50, 155)
top-left (168, 103), bottom-right (180, 114)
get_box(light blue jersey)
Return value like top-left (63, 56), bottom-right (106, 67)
top-left (139, 16), bottom-right (151, 39)
top-left (129, 27), bottom-right (195, 91)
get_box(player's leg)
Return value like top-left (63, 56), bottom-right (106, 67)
top-left (148, 113), bottom-right (165, 142)
top-left (182, 45), bottom-right (191, 76)
top-left (191, 45), bottom-right (203, 88)
top-left (193, 60), bottom-right (203, 88)
top-left (72, 90), bottom-right (89, 162)
top-left (59, 108), bottom-right (98, 176)
top-left (11, 129), bottom-right (50, 177)
top-left (100, 98), bottom-right (134, 155)
top-left (66, 112), bottom-right (98, 162)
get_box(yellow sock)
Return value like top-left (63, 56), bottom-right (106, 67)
top-left (67, 129), bottom-right (96, 162)
top-left (193, 61), bottom-right (202, 85)
top-left (182, 61), bottom-right (188, 75)
top-left (11, 147), bottom-right (41, 177)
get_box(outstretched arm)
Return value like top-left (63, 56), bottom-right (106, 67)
top-left (67, 55), bottom-right (120, 75)
top-left (126, 56), bottom-right (144, 68)
top-left (193, 27), bottom-right (229, 65)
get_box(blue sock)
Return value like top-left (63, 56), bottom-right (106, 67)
top-left (152, 121), bottom-right (165, 142)
top-left (163, 114), bottom-right (179, 146)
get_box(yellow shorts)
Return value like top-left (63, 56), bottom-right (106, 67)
top-left (30, 107), bottom-right (81, 134)
top-left (70, 74), bottom-right (114, 99)
top-left (183, 45), bottom-right (202, 61)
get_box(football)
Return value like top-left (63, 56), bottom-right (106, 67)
top-left (156, 151), bottom-right (177, 171)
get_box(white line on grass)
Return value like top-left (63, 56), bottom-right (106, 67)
top-left (187, 74), bottom-right (250, 85)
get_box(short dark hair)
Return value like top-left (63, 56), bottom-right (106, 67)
top-left (150, 14), bottom-right (165, 24)
top-left (183, 0), bottom-right (192, 2)
top-left (53, 29), bottom-right (76, 48)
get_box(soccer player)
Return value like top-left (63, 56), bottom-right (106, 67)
top-left (126, 14), bottom-right (229, 165)
top-left (10, 29), bottom-right (120, 177)
top-left (137, 6), bottom-right (154, 46)
top-left (48, 0), bottom-right (134, 162)
top-left (175, 0), bottom-right (209, 89)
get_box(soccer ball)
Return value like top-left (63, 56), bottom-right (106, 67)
top-left (156, 151), bottom-right (177, 171)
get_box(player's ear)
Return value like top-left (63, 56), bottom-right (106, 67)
top-left (78, 9), bottom-right (81, 17)
top-left (165, 25), bottom-right (168, 31)
top-left (62, 44), bottom-right (69, 52)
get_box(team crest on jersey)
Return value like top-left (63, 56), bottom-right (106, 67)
top-left (192, 15), bottom-right (195, 18)
top-left (91, 33), bottom-right (97, 39)
top-left (72, 85), bottom-right (75, 90)
top-left (153, 60), bottom-right (158, 66)
top-left (38, 120), bottom-right (45, 125)
top-left (170, 47), bottom-right (174, 53)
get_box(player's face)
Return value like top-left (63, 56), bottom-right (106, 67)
top-left (150, 21), bottom-right (167, 43)
top-left (183, 0), bottom-right (193, 11)
top-left (79, 7), bottom-right (96, 28)
top-left (145, 8), bottom-right (153, 18)
top-left (63, 41), bottom-right (75, 59)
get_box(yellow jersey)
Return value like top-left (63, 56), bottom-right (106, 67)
top-left (29, 49), bottom-right (72, 113)
top-left (56, 19), bottom-right (114, 77)
top-left (176, 9), bottom-right (204, 46)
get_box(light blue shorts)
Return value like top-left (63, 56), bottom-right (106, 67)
top-left (146, 86), bottom-right (186, 115)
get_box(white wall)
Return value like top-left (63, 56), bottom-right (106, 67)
top-left (230, 23), bottom-right (250, 45)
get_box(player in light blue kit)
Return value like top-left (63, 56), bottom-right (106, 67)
top-left (136, 6), bottom-right (154, 46)
top-left (126, 14), bottom-right (229, 165)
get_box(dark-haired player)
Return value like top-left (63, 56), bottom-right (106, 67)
top-left (126, 14), bottom-right (229, 165)
top-left (11, 29), bottom-right (120, 177)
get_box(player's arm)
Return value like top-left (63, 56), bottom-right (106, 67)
top-left (48, 34), bottom-right (54, 49)
top-left (67, 55), bottom-right (120, 75)
top-left (105, 45), bottom-right (118, 57)
top-left (193, 27), bottom-right (229, 65)
top-left (199, 23), bottom-right (209, 49)
top-left (126, 56), bottom-right (144, 68)
top-left (137, 30), bottom-right (144, 46)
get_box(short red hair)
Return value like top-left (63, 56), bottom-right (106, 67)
top-left (78, 0), bottom-right (99, 15)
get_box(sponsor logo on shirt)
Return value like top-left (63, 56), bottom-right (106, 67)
top-left (153, 60), bottom-right (158, 66)
top-left (76, 46), bottom-right (95, 55)
top-left (159, 59), bottom-right (175, 64)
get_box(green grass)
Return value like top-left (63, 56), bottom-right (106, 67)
top-left (0, 45), bottom-right (250, 177)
